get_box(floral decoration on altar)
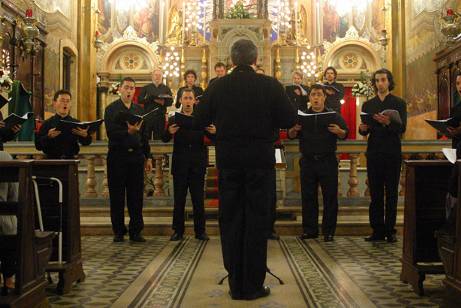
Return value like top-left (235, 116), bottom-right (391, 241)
top-left (226, 1), bottom-right (251, 19)
top-left (0, 72), bottom-right (13, 90)
top-left (352, 71), bottom-right (374, 98)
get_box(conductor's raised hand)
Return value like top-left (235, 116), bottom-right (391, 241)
top-left (168, 124), bottom-right (180, 134)
top-left (373, 113), bottom-right (391, 125)
top-left (71, 127), bottom-right (89, 138)
top-left (205, 124), bottom-right (216, 134)
top-left (127, 120), bottom-right (143, 135)
top-left (47, 128), bottom-right (61, 139)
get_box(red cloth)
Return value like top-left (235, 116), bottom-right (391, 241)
top-left (340, 87), bottom-right (357, 140)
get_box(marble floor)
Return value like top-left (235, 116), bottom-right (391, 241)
top-left (46, 236), bottom-right (461, 308)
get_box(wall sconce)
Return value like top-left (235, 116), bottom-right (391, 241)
top-left (94, 30), bottom-right (103, 50)
top-left (21, 9), bottom-right (40, 54)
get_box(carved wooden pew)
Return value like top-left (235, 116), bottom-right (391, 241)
top-left (31, 160), bottom-right (85, 295)
top-left (400, 160), bottom-right (450, 295)
top-left (0, 160), bottom-right (54, 308)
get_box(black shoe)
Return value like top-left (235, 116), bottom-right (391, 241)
top-left (129, 234), bottom-right (146, 242)
top-left (245, 286), bottom-right (271, 300)
top-left (170, 233), bottom-right (184, 241)
top-left (364, 234), bottom-right (385, 242)
top-left (300, 233), bottom-right (318, 240)
top-left (268, 232), bottom-right (280, 240)
top-left (386, 234), bottom-right (397, 243)
top-left (324, 234), bottom-right (334, 242)
top-left (195, 233), bottom-right (209, 241)
top-left (113, 235), bottom-right (124, 242)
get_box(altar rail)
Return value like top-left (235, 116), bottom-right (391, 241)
top-left (3, 140), bottom-right (451, 202)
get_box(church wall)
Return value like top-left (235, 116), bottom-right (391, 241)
top-left (404, 0), bottom-right (461, 139)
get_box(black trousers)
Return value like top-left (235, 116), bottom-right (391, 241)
top-left (0, 257), bottom-right (15, 278)
top-left (300, 155), bottom-right (339, 236)
top-left (107, 150), bottom-right (145, 237)
top-left (172, 166), bottom-right (206, 235)
top-left (218, 168), bottom-right (271, 297)
top-left (366, 153), bottom-right (401, 237)
top-left (269, 168), bottom-right (277, 235)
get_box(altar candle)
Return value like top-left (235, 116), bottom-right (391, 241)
top-left (182, 1), bottom-right (186, 45)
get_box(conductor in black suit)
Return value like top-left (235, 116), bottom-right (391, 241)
top-left (195, 39), bottom-right (296, 300)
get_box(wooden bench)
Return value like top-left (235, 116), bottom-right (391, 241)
top-left (0, 160), bottom-right (54, 308)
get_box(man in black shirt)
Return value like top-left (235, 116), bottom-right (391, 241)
top-left (138, 69), bottom-right (173, 140)
top-left (163, 89), bottom-right (215, 241)
top-left (195, 39), bottom-right (296, 300)
top-left (104, 77), bottom-right (153, 243)
top-left (208, 62), bottom-right (227, 85)
top-left (288, 84), bottom-right (348, 242)
top-left (359, 68), bottom-right (407, 243)
top-left (323, 66), bottom-right (344, 113)
top-left (35, 90), bottom-right (92, 158)
top-left (447, 73), bottom-right (461, 148)
top-left (285, 71), bottom-right (309, 111)
top-left (175, 69), bottom-right (204, 108)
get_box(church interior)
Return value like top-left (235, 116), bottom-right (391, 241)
top-left (1, 0), bottom-right (461, 307)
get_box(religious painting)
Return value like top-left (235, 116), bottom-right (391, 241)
top-left (98, 0), bottom-right (112, 35)
top-left (97, 0), bottom-right (160, 43)
top-left (322, 2), bottom-right (349, 42)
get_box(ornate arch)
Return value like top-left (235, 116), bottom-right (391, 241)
top-left (322, 26), bottom-right (382, 80)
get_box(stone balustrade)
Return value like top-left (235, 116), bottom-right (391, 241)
top-left (3, 140), bottom-right (451, 205)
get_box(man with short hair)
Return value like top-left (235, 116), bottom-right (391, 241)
top-left (163, 88), bottom-right (215, 241)
top-left (208, 62), bottom-right (227, 85)
top-left (288, 84), bottom-right (348, 242)
top-left (175, 69), bottom-right (204, 108)
top-left (359, 68), bottom-right (407, 243)
top-left (104, 77), bottom-right (153, 243)
top-left (195, 39), bottom-right (296, 300)
top-left (138, 69), bottom-right (173, 140)
top-left (35, 90), bottom-right (92, 158)
top-left (285, 71), bottom-right (309, 111)
top-left (323, 66), bottom-right (344, 113)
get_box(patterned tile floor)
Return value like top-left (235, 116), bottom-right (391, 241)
top-left (44, 236), bottom-right (461, 307)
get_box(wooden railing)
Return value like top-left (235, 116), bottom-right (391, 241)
top-left (4, 140), bottom-right (451, 202)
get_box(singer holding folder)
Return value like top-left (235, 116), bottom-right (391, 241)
top-left (104, 77), bottom-right (153, 243)
top-left (288, 84), bottom-right (348, 242)
top-left (35, 89), bottom-right (92, 158)
top-left (359, 68), bottom-right (407, 243)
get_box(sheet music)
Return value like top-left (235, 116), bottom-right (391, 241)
top-left (443, 148), bottom-right (457, 164)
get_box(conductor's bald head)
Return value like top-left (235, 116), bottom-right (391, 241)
top-left (231, 39), bottom-right (258, 66)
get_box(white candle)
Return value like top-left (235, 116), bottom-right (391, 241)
top-left (295, 1), bottom-right (298, 43)
top-left (316, 0), bottom-right (321, 45)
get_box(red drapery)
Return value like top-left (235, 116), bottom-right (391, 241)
top-left (340, 87), bottom-right (356, 140)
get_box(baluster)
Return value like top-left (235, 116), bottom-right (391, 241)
top-left (337, 154), bottom-right (342, 197)
top-left (101, 156), bottom-right (109, 198)
top-left (347, 154), bottom-right (359, 197)
top-left (85, 155), bottom-right (97, 198)
top-left (364, 177), bottom-right (370, 197)
top-left (153, 155), bottom-right (165, 197)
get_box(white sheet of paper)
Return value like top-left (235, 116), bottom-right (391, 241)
top-left (443, 148), bottom-right (457, 164)
top-left (275, 149), bottom-right (282, 164)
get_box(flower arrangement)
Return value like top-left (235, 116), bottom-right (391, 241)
top-left (226, 1), bottom-right (251, 19)
top-left (109, 82), bottom-right (120, 95)
top-left (352, 71), bottom-right (374, 98)
top-left (0, 72), bottom-right (13, 90)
